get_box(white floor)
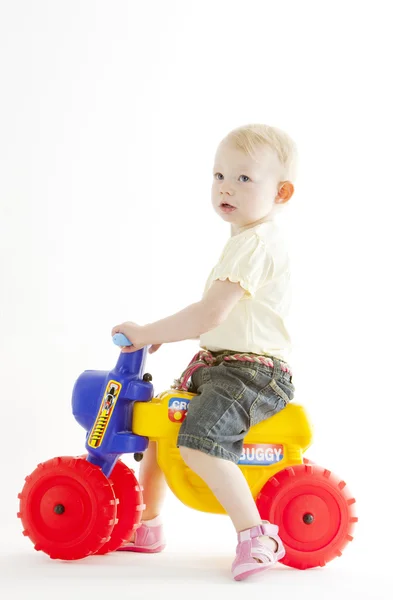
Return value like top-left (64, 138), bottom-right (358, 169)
top-left (0, 526), bottom-right (384, 600)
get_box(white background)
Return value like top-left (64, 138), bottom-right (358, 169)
top-left (1, 0), bottom-right (392, 597)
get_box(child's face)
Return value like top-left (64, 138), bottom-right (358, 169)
top-left (211, 139), bottom-right (284, 228)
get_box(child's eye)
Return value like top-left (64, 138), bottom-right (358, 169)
top-left (239, 175), bottom-right (250, 182)
top-left (214, 172), bottom-right (224, 180)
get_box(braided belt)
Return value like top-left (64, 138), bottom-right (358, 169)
top-left (171, 349), bottom-right (293, 392)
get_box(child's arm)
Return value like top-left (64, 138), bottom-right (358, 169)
top-left (141, 302), bottom-right (216, 344)
top-left (116, 279), bottom-right (246, 349)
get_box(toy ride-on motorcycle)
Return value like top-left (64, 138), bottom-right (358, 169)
top-left (18, 335), bottom-right (357, 568)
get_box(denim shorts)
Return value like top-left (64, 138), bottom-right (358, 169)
top-left (176, 351), bottom-right (295, 463)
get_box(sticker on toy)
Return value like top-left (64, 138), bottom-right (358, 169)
top-left (168, 398), bottom-right (190, 423)
top-left (238, 443), bottom-right (283, 465)
top-left (88, 380), bottom-right (122, 448)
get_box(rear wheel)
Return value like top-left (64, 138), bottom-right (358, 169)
top-left (18, 456), bottom-right (117, 560)
top-left (256, 463), bottom-right (358, 569)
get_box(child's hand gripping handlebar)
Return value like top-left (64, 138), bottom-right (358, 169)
top-left (112, 333), bottom-right (162, 354)
top-left (112, 333), bottom-right (161, 354)
top-left (112, 333), bottom-right (133, 347)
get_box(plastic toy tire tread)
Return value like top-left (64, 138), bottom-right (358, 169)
top-left (256, 463), bottom-right (357, 570)
top-left (17, 456), bottom-right (117, 560)
top-left (94, 459), bottom-right (144, 554)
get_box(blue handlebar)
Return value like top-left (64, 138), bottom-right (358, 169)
top-left (112, 333), bottom-right (133, 347)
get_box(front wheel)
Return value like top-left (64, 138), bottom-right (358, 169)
top-left (18, 456), bottom-right (117, 560)
top-left (256, 463), bottom-right (358, 569)
top-left (95, 459), bottom-right (145, 554)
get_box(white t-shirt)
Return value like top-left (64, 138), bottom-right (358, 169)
top-left (199, 220), bottom-right (293, 363)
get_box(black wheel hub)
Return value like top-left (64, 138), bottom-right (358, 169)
top-left (303, 512), bottom-right (314, 524)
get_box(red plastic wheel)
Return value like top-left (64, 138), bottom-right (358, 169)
top-left (95, 459), bottom-right (144, 554)
top-left (256, 463), bottom-right (358, 569)
top-left (17, 456), bottom-right (117, 560)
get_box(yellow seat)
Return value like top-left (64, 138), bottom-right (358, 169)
top-left (133, 390), bottom-right (314, 514)
top-left (244, 402), bottom-right (313, 445)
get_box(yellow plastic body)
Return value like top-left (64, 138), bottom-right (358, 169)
top-left (133, 389), bottom-right (314, 514)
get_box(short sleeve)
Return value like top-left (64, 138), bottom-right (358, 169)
top-left (211, 233), bottom-right (271, 298)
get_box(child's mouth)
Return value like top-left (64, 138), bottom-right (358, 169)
top-left (220, 203), bottom-right (237, 213)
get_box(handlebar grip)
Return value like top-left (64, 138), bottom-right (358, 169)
top-left (112, 333), bottom-right (133, 347)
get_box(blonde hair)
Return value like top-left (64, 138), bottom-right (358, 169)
top-left (224, 123), bottom-right (298, 183)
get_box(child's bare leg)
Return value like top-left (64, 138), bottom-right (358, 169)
top-left (129, 440), bottom-right (167, 540)
top-left (179, 446), bottom-right (278, 556)
top-left (139, 440), bottom-right (167, 519)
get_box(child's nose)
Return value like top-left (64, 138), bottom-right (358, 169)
top-left (220, 183), bottom-right (234, 195)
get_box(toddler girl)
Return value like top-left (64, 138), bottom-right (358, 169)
top-left (112, 123), bottom-right (297, 581)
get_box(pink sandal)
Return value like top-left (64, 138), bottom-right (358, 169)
top-left (231, 522), bottom-right (285, 581)
top-left (117, 521), bottom-right (166, 553)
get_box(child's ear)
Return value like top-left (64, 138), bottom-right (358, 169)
top-left (276, 181), bottom-right (294, 204)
